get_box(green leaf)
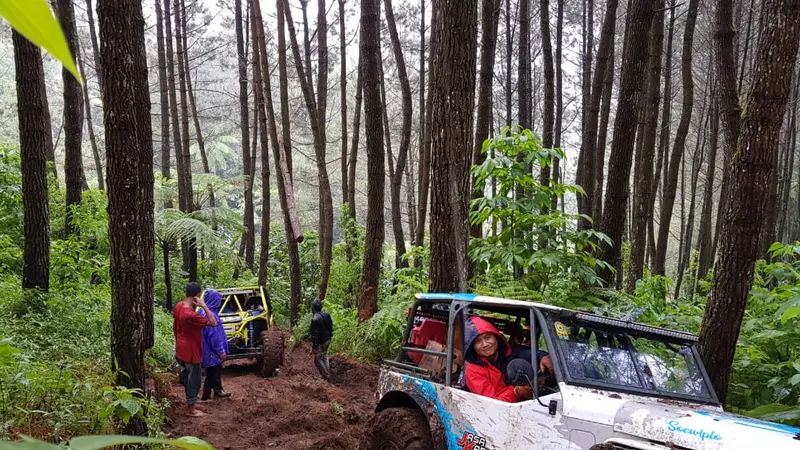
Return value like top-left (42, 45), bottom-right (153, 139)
top-left (68, 435), bottom-right (214, 450)
top-left (0, 0), bottom-right (82, 83)
top-left (119, 398), bottom-right (140, 417)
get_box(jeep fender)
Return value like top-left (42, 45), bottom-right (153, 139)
top-left (376, 390), bottom-right (447, 450)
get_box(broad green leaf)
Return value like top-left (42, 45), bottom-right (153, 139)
top-left (0, 0), bottom-right (82, 83)
top-left (68, 435), bottom-right (214, 450)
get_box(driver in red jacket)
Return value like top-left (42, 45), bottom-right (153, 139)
top-left (464, 316), bottom-right (553, 402)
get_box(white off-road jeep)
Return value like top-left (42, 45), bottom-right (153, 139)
top-left (361, 293), bottom-right (800, 449)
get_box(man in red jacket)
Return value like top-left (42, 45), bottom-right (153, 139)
top-left (464, 316), bottom-right (553, 402)
top-left (174, 282), bottom-right (218, 416)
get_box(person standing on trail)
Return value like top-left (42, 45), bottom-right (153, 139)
top-left (199, 289), bottom-right (231, 401)
top-left (173, 282), bottom-right (218, 417)
top-left (310, 298), bottom-right (333, 381)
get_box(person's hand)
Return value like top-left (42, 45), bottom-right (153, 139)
top-left (539, 355), bottom-right (553, 375)
top-left (220, 353), bottom-right (227, 361)
top-left (514, 385), bottom-right (533, 401)
top-left (195, 296), bottom-right (207, 309)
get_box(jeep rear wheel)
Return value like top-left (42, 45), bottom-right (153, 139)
top-left (259, 329), bottom-right (285, 377)
top-left (361, 408), bottom-right (432, 450)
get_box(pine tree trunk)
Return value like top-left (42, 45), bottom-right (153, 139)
top-left (518, 0), bottom-right (531, 129)
top-left (575, 0), bottom-right (594, 216)
top-left (429, 0), bottom-right (477, 293)
top-left (697, 96), bottom-right (719, 280)
top-left (182, 0), bottom-right (214, 208)
top-left (277, 0), bottom-right (303, 325)
top-left (175, 0), bottom-right (197, 280)
top-left (384, 0), bottom-right (411, 268)
top-left (654, 0), bottom-right (699, 275)
top-left (283, 0), bottom-right (333, 301)
top-left (252, 0), bottom-right (278, 287)
top-left (234, 0), bottom-right (254, 274)
top-left (578, 0), bottom-right (618, 229)
top-left (85, 0), bottom-right (102, 94)
top-left (539, 0), bottom-right (554, 190)
top-left (470, 0), bottom-right (501, 242)
top-left (414, 0), bottom-right (425, 243)
top-left (505, 0), bottom-right (512, 127)
top-left (78, 53), bottom-right (104, 191)
top-left (628, 1), bottom-right (664, 292)
top-left (98, 0), bottom-right (155, 434)
top-left (553, 0), bottom-right (564, 211)
top-left (347, 61), bottom-right (362, 222)
top-left (699, 0), bottom-right (800, 404)
top-left (358, 0), bottom-right (385, 321)
top-left (597, 0), bottom-right (655, 284)
top-left (155, 0), bottom-right (171, 207)
top-left (414, 3), bottom-right (437, 253)
top-left (593, 43), bottom-right (615, 222)
top-left (339, 0), bottom-right (349, 209)
top-left (58, 0), bottom-right (85, 236)
top-left (13, 32), bottom-right (51, 292)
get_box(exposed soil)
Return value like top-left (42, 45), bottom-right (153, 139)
top-left (162, 339), bottom-right (379, 450)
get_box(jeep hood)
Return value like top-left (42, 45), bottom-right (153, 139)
top-left (612, 401), bottom-right (800, 449)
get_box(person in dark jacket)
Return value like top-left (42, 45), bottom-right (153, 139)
top-left (464, 316), bottom-right (552, 402)
top-left (310, 298), bottom-right (334, 381)
top-left (199, 289), bottom-right (231, 401)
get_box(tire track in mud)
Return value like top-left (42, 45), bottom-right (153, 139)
top-left (162, 341), bottom-right (379, 449)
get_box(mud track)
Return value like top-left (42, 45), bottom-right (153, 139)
top-left (162, 341), bottom-right (379, 449)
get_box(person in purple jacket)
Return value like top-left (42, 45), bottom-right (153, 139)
top-left (199, 289), bottom-right (231, 401)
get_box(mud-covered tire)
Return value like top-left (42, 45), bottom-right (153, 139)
top-left (259, 329), bottom-right (285, 377)
top-left (360, 408), bottom-right (432, 450)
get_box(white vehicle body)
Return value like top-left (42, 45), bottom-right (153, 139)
top-left (373, 294), bottom-right (800, 450)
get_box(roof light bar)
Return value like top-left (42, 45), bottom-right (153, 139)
top-left (574, 313), bottom-right (698, 342)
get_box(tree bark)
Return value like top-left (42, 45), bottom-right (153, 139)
top-left (597, 0), bottom-right (655, 284)
top-left (78, 51), bottom-right (104, 191)
top-left (348, 61), bottom-right (362, 222)
top-left (575, 0), bottom-right (594, 216)
top-left (699, 0), bottom-right (800, 404)
top-left (654, 0), bottom-right (699, 275)
top-left (505, 0), bottom-right (512, 127)
top-left (697, 96), bottom-right (719, 280)
top-left (578, 0), bottom-right (618, 229)
top-left (428, 0), bottom-right (477, 293)
top-left (383, 0), bottom-right (411, 268)
top-left (181, 0), bottom-right (214, 208)
top-left (518, 0), bottom-right (531, 129)
top-left (175, 0), bottom-right (196, 280)
top-left (13, 32), bottom-right (51, 292)
top-left (155, 0), bottom-right (171, 207)
top-left (234, 0), bottom-right (254, 273)
top-left (593, 42), bottom-right (615, 222)
top-left (277, 0), bottom-right (303, 324)
top-left (414, 0), bottom-right (426, 243)
top-left (471, 0), bottom-right (501, 241)
top-left (414, 3), bottom-right (437, 254)
top-left (539, 0), bottom-right (554, 190)
top-left (358, 0), bottom-right (385, 321)
top-left (628, 1), bottom-right (664, 292)
top-left (553, 0), bottom-right (564, 211)
top-left (58, 0), bottom-right (85, 236)
top-left (339, 0), bottom-right (349, 209)
top-left (283, 0), bottom-right (334, 301)
top-left (98, 0), bottom-right (155, 434)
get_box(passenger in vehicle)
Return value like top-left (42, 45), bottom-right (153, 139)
top-left (464, 316), bottom-right (553, 402)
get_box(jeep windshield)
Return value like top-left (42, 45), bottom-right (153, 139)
top-left (546, 314), bottom-right (717, 404)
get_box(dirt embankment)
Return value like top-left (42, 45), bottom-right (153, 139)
top-left (162, 341), bottom-right (379, 450)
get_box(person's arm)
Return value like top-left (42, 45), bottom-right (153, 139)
top-left (210, 325), bottom-right (226, 360)
top-left (195, 297), bottom-right (217, 327)
top-left (465, 364), bottom-right (519, 403)
top-left (179, 304), bottom-right (209, 327)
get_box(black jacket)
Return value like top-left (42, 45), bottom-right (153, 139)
top-left (310, 299), bottom-right (333, 346)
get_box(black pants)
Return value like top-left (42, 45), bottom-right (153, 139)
top-left (202, 364), bottom-right (223, 399)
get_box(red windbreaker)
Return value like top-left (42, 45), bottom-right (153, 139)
top-left (173, 301), bottom-right (208, 364)
top-left (464, 317), bottom-right (520, 402)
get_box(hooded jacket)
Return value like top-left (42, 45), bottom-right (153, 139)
top-left (310, 298), bottom-right (333, 347)
top-left (464, 316), bottom-right (547, 403)
top-left (199, 289), bottom-right (229, 368)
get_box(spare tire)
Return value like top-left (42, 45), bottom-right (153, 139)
top-left (259, 329), bottom-right (285, 377)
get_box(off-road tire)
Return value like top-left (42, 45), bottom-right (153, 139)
top-left (259, 329), bottom-right (285, 377)
top-left (360, 408), bottom-right (433, 450)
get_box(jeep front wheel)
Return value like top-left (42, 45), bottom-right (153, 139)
top-left (259, 329), bottom-right (285, 377)
top-left (361, 408), bottom-right (432, 450)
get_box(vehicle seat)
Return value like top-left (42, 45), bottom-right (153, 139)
top-left (408, 318), bottom-right (447, 363)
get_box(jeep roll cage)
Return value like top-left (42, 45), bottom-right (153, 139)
top-left (385, 293), bottom-right (720, 406)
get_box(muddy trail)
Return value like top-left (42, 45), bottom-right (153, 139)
top-left (161, 341), bottom-right (379, 449)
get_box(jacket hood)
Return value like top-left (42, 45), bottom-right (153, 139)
top-left (464, 316), bottom-right (512, 365)
top-left (204, 289), bottom-right (223, 313)
top-left (311, 298), bottom-right (323, 314)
